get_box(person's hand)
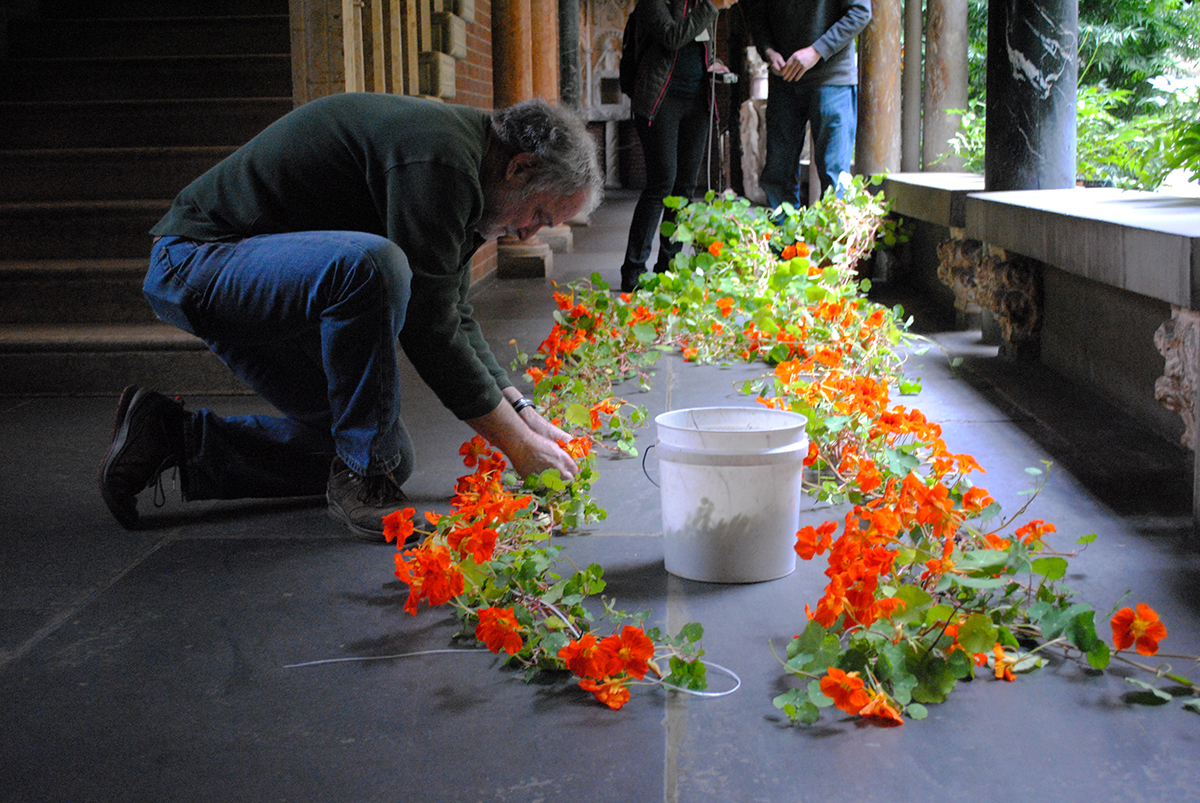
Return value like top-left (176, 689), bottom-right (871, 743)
top-left (467, 391), bottom-right (578, 482)
top-left (765, 47), bottom-right (787, 75)
top-left (505, 431), bottom-right (578, 481)
top-left (707, 59), bottom-right (731, 75)
top-left (712, 0), bottom-right (739, 9)
top-left (780, 46), bottom-right (820, 81)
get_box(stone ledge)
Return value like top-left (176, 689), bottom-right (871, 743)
top-left (965, 188), bottom-right (1200, 309)
top-left (882, 172), bottom-right (984, 229)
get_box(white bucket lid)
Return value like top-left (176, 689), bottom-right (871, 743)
top-left (654, 406), bottom-right (808, 452)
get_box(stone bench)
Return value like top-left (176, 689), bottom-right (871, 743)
top-left (883, 172), bottom-right (1200, 521)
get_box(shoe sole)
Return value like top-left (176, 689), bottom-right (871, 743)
top-left (97, 385), bottom-right (146, 529)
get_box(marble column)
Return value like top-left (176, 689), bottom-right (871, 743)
top-left (900, 0), bottom-right (923, 172)
top-left (559, 0), bottom-right (583, 108)
top-left (856, 0), bottom-right (901, 176)
top-left (492, 0), bottom-right (556, 276)
top-left (984, 0), bottom-right (1077, 190)
top-left (922, 0), bottom-right (968, 171)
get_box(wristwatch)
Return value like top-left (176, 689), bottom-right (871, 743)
top-left (510, 396), bottom-right (537, 414)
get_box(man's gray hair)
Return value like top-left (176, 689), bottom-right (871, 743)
top-left (491, 99), bottom-right (603, 215)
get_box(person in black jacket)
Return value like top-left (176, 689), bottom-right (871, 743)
top-left (744, 0), bottom-right (871, 207)
top-left (619, 0), bottom-right (739, 293)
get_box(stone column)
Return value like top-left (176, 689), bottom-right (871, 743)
top-left (922, 0), bottom-right (968, 171)
top-left (528, 0), bottom-right (575, 252)
top-left (559, 0), bottom-right (583, 108)
top-left (856, 0), bottom-right (902, 176)
top-left (493, 0), bottom-right (535, 107)
top-left (492, 0), bottom-right (556, 275)
top-left (900, 0), bottom-right (923, 172)
top-left (530, 0), bottom-right (560, 100)
top-left (984, 0), bottom-right (1078, 190)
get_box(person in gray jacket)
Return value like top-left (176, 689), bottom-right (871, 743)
top-left (619, 0), bottom-right (739, 293)
top-left (744, 0), bottom-right (871, 207)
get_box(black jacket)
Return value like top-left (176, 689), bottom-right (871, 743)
top-left (628, 0), bottom-right (720, 121)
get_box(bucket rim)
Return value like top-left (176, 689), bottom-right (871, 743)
top-left (654, 405), bottom-right (808, 433)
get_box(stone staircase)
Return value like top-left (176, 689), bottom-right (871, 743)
top-left (0, 0), bottom-right (293, 395)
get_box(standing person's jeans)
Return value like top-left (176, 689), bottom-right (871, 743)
top-left (143, 232), bottom-right (416, 500)
top-left (759, 79), bottom-right (858, 209)
top-left (622, 88), bottom-right (711, 288)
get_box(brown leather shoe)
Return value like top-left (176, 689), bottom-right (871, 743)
top-left (326, 457), bottom-right (414, 542)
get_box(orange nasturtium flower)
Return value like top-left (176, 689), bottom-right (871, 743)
top-left (475, 606), bottom-right (524, 655)
top-left (820, 667), bottom-right (872, 716)
top-left (795, 520), bottom-right (837, 560)
top-left (1014, 519), bottom-right (1056, 547)
top-left (459, 435), bottom-right (493, 467)
top-left (601, 625), bottom-right (656, 679)
top-left (558, 633), bottom-right (622, 680)
top-left (707, 240), bottom-right (724, 258)
top-left (992, 643), bottom-right (1016, 681)
top-left (393, 544), bottom-right (465, 615)
top-left (859, 692), bottom-right (904, 726)
top-left (1111, 603), bottom-right (1168, 656)
top-left (578, 676), bottom-right (632, 710)
top-left (382, 507), bottom-right (416, 545)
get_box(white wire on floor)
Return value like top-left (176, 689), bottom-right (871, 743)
top-left (283, 649), bottom-right (742, 699)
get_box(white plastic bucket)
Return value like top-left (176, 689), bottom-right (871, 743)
top-left (655, 406), bottom-right (808, 583)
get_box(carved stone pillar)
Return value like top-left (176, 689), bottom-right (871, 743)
top-left (1154, 308), bottom-right (1200, 451)
top-left (856, 0), bottom-right (902, 176)
top-left (922, 0), bottom-right (968, 171)
top-left (936, 237), bottom-right (1043, 360)
top-left (984, 0), bottom-right (1078, 190)
top-left (1154, 307), bottom-right (1200, 524)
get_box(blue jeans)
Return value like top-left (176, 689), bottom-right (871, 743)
top-left (624, 89), bottom-right (711, 273)
top-left (144, 232), bottom-right (415, 500)
top-left (759, 80), bottom-right (857, 209)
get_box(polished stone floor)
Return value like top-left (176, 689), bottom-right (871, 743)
top-left (2, 192), bottom-right (1198, 803)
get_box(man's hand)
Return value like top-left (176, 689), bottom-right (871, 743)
top-left (712, 0), bottom-right (739, 9)
top-left (465, 388), bottom-right (578, 482)
top-left (779, 46), bottom-right (821, 81)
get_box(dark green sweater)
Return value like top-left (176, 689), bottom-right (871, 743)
top-left (150, 93), bottom-right (511, 421)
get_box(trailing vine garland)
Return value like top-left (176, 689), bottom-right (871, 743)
top-left (385, 178), bottom-right (1198, 721)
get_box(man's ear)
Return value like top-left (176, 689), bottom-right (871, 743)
top-left (505, 152), bottom-right (541, 183)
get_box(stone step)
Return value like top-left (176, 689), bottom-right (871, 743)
top-left (0, 54), bottom-right (292, 102)
top-left (0, 97), bottom-right (293, 149)
top-left (0, 322), bottom-right (250, 396)
top-left (0, 258), bottom-right (154, 325)
top-left (8, 14), bottom-right (290, 58)
top-left (0, 200), bottom-right (168, 260)
top-left (37, 0), bottom-right (287, 19)
top-left (0, 147), bottom-right (233, 203)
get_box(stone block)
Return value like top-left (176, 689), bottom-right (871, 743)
top-left (496, 241), bottom-right (553, 279)
top-left (431, 12), bottom-right (466, 60)
top-left (537, 224), bottom-right (573, 253)
top-left (418, 51), bottom-right (456, 99)
top-left (450, 0), bottom-right (475, 24)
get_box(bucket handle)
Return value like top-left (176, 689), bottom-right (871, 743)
top-left (642, 443), bottom-right (659, 488)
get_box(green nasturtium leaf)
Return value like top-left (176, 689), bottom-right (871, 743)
top-left (1031, 556), bottom-right (1068, 580)
top-left (956, 613), bottom-right (999, 655)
